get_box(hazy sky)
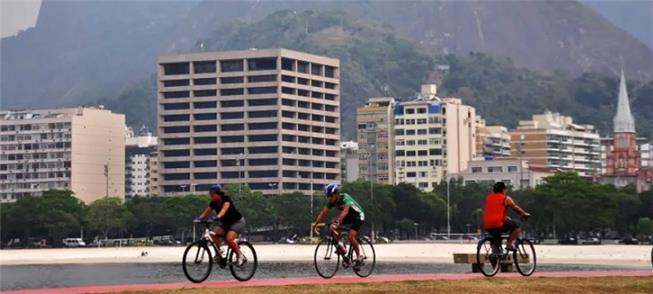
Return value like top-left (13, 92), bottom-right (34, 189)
top-left (1, 0), bottom-right (42, 38)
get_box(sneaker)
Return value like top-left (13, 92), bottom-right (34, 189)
top-left (353, 255), bottom-right (365, 270)
top-left (236, 254), bottom-right (247, 267)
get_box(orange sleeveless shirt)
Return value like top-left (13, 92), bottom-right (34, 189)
top-left (483, 192), bottom-right (507, 229)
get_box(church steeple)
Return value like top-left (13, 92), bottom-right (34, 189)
top-left (613, 70), bottom-right (636, 133)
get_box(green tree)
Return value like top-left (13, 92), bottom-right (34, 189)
top-left (637, 217), bottom-right (653, 236)
top-left (88, 197), bottom-right (134, 239)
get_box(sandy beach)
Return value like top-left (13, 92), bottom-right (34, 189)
top-left (1, 243), bottom-right (651, 267)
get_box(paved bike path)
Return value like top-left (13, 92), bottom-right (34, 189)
top-left (4, 271), bottom-right (652, 294)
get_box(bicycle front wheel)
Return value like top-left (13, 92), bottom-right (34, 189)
top-left (228, 241), bottom-right (258, 281)
top-left (353, 237), bottom-right (376, 278)
top-left (514, 238), bottom-right (536, 276)
top-left (476, 237), bottom-right (500, 277)
top-left (182, 241), bottom-right (213, 283)
top-left (314, 238), bottom-right (340, 279)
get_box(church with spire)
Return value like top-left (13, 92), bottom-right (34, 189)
top-left (601, 70), bottom-right (652, 192)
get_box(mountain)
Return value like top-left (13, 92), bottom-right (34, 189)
top-left (2, 0), bottom-right (652, 110)
top-left (581, 0), bottom-right (653, 49)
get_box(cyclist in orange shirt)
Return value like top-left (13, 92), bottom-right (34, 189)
top-left (483, 182), bottom-right (530, 251)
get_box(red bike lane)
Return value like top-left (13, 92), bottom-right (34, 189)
top-left (4, 271), bottom-right (652, 294)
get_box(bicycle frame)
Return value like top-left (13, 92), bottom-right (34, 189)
top-left (197, 222), bottom-right (232, 267)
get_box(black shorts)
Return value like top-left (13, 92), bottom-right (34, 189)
top-left (342, 214), bottom-right (364, 232)
top-left (487, 218), bottom-right (520, 238)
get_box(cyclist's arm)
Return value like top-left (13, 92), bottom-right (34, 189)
top-left (217, 201), bottom-right (230, 219)
top-left (506, 197), bottom-right (529, 217)
top-left (335, 205), bottom-right (350, 225)
top-left (314, 207), bottom-right (330, 224)
top-left (198, 207), bottom-right (212, 219)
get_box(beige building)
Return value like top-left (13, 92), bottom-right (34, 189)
top-left (357, 97), bottom-right (395, 185)
top-left (510, 111), bottom-right (601, 178)
top-left (393, 84), bottom-right (477, 190)
top-left (148, 151), bottom-right (160, 196)
top-left (157, 48), bottom-right (340, 195)
top-left (458, 158), bottom-right (555, 189)
top-left (476, 116), bottom-right (511, 158)
top-left (0, 107), bottom-right (125, 203)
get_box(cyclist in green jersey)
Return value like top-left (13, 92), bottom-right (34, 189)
top-left (313, 183), bottom-right (365, 265)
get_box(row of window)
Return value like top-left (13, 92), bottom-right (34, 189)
top-left (0, 122), bottom-right (71, 132)
top-left (394, 117), bottom-right (442, 125)
top-left (281, 87), bottom-right (337, 100)
top-left (163, 145), bottom-right (339, 157)
top-left (1, 152), bottom-right (69, 161)
top-left (162, 170), bottom-right (340, 181)
top-left (163, 87), bottom-right (338, 101)
top-left (395, 149), bottom-right (443, 157)
top-left (395, 128), bottom-right (443, 136)
top-left (163, 74), bottom-right (278, 87)
top-left (162, 158), bottom-right (338, 170)
top-left (0, 171), bottom-right (70, 181)
top-left (0, 161), bottom-right (71, 171)
top-left (161, 180), bottom-right (334, 193)
top-left (162, 57), bottom-right (337, 77)
top-left (281, 75), bottom-right (337, 89)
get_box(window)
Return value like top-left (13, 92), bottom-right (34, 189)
top-left (193, 125), bottom-right (217, 132)
top-left (163, 173), bottom-right (190, 180)
top-left (194, 172), bottom-right (217, 179)
top-left (220, 59), bottom-right (244, 72)
top-left (163, 150), bottom-right (190, 157)
top-left (406, 108), bottom-right (415, 114)
top-left (247, 57), bottom-right (277, 71)
top-left (282, 75), bottom-right (295, 83)
top-left (472, 167), bottom-right (482, 173)
top-left (248, 146), bottom-right (277, 154)
top-left (193, 101), bottom-right (216, 109)
top-left (220, 76), bottom-right (244, 84)
top-left (488, 166), bottom-right (503, 173)
top-left (194, 137), bottom-right (217, 144)
top-left (163, 138), bottom-right (190, 145)
top-left (417, 129), bottom-right (427, 135)
top-left (407, 172), bottom-right (416, 178)
top-left (194, 90), bottom-right (217, 97)
top-left (429, 149), bottom-right (442, 155)
top-left (248, 75), bottom-right (277, 83)
top-left (194, 148), bottom-right (217, 156)
top-left (163, 91), bottom-right (189, 99)
top-left (281, 58), bottom-right (294, 70)
top-left (395, 150), bottom-right (405, 156)
top-left (406, 130), bottom-right (416, 135)
top-left (221, 112), bottom-right (244, 119)
top-left (163, 103), bottom-right (189, 110)
top-left (249, 170), bottom-right (278, 178)
top-left (221, 147), bottom-right (245, 155)
top-left (429, 128), bottom-right (441, 134)
top-left (194, 78), bottom-right (216, 85)
top-left (221, 123), bottom-right (244, 131)
top-left (163, 79), bottom-right (189, 87)
top-left (193, 113), bottom-right (216, 120)
top-left (221, 172), bottom-right (240, 179)
top-left (163, 114), bottom-right (190, 121)
top-left (220, 88), bottom-right (244, 96)
top-left (249, 158), bottom-right (278, 166)
top-left (325, 66), bottom-right (336, 78)
top-left (163, 126), bottom-right (189, 134)
top-left (248, 87), bottom-right (277, 95)
top-left (162, 62), bottom-right (189, 75)
top-left (248, 98), bottom-right (277, 106)
top-left (221, 136), bottom-right (244, 143)
top-left (249, 134), bottom-right (277, 142)
top-left (395, 129), bottom-right (405, 136)
top-left (297, 61), bottom-right (309, 73)
top-left (417, 108), bottom-right (426, 114)
top-left (193, 61), bottom-right (216, 74)
top-left (163, 161), bottom-right (190, 168)
top-left (508, 166), bottom-right (518, 172)
top-left (249, 122), bottom-right (277, 130)
top-left (248, 111), bottom-right (277, 118)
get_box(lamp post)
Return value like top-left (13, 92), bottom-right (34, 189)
top-left (519, 134), bottom-right (525, 189)
top-left (446, 174), bottom-right (450, 238)
top-left (368, 143), bottom-right (376, 242)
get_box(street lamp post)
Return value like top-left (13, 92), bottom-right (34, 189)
top-left (519, 134), bottom-right (525, 189)
top-left (446, 174), bottom-right (450, 238)
top-left (368, 143), bottom-right (376, 242)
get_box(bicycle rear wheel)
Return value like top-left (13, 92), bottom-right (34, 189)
top-left (514, 238), bottom-right (536, 276)
top-left (182, 241), bottom-right (213, 283)
top-left (476, 237), bottom-right (501, 277)
top-left (228, 241), bottom-right (258, 281)
top-left (353, 237), bottom-right (376, 278)
top-left (314, 238), bottom-right (340, 279)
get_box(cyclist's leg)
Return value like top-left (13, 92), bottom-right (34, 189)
top-left (505, 219), bottom-right (521, 250)
top-left (211, 226), bottom-right (225, 246)
top-left (225, 217), bottom-right (246, 257)
top-left (346, 218), bottom-right (363, 258)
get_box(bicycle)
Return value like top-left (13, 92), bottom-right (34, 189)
top-left (476, 224), bottom-right (536, 277)
top-left (312, 223), bottom-right (376, 279)
top-left (182, 217), bottom-right (258, 282)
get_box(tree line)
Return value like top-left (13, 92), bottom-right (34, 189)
top-left (1, 172), bottom-right (651, 246)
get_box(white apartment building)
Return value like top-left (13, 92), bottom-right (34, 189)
top-left (125, 130), bottom-right (157, 198)
top-left (458, 158), bottom-right (555, 189)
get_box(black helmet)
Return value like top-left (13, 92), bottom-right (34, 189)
top-left (209, 185), bottom-right (222, 194)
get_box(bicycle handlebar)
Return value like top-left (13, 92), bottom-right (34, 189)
top-left (193, 216), bottom-right (219, 223)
